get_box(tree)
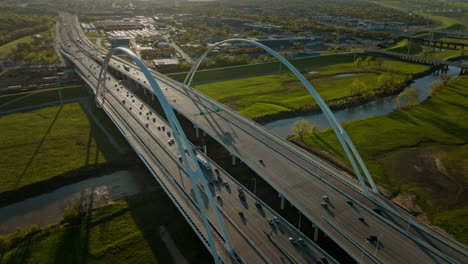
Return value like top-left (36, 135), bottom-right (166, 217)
top-left (364, 56), bottom-right (373, 66)
top-left (292, 120), bottom-right (315, 142)
top-left (393, 88), bottom-right (420, 109)
top-left (429, 81), bottom-right (444, 96)
top-left (354, 57), bottom-right (363, 67)
top-left (439, 73), bottom-right (454, 85)
top-left (377, 73), bottom-right (398, 92)
top-left (349, 79), bottom-right (367, 96)
top-left (375, 57), bottom-right (385, 68)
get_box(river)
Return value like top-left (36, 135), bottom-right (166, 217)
top-left (264, 60), bottom-right (466, 138)
top-left (0, 168), bottom-right (157, 234)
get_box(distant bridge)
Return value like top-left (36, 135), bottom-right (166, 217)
top-left (367, 49), bottom-right (468, 74)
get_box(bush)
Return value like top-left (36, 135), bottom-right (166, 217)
top-left (0, 235), bottom-right (9, 255)
top-left (28, 224), bottom-right (40, 235)
top-left (62, 206), bottom-right (81, 225)
top-left (429, 81), bottom-right (445, 97)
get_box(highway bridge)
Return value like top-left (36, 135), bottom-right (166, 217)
top-left (58, 13), bottom-right (467, 264)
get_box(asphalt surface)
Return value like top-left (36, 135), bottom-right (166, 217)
top-left (58, 13), bottom-right (337, 264)
top-left (59, 12), bottom-right (468, 264)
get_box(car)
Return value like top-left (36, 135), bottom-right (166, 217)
top-left (273, 216), bottom-right (279, 223)
top-left (238, 212), bottom-right (244, 218)
top-left (223, 180), bottom-right (228, 186)
top-left (255, 201), bottom-right (261, 208)
top-left (288, 237), bottom-right (297, 244)
top-left (321, 202), bottom-right (328, 209)
top-left (178, 154), bottom-right (183, 162)
top-left (213, 168), bottom-right (219, 175)
top-left (238, 192), bottom-right (245, 200)
top-left (322, 195), bottom-right (329, 201)
top-left (298, 238), bottom-right (306, 246)
top-left (267, 218), bottom-right (274, 225)
top-left (237, 187), bottom-right (244, 193)
top-left (216, 194), bottom-right (221, 201)
top-left (367, 235), bottom-right (378, 244)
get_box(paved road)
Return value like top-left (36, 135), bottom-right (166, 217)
top-left (58, 13), bottom-right (336, 264)
top-left (60, 13), bottom-right (468, 264)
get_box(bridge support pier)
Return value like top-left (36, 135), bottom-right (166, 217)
top-left (279, 194), bottom-right (285, 210)
top-left (231, 155), bottom-right (237, 166)
top-left (195, 126), bottom-right (200, 137)
top-left (314, 227), bottom-right (319, 242)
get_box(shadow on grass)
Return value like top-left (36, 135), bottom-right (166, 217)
top-left (125, 190), bottom-right (213, 264)
top-left (1, 237), bottom-right (32, 264)
top-left (14, 105), bottom-right (64, 190)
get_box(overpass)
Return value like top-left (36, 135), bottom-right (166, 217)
top-left (366, 49), bottom-right (468, 75)
top-left (412, 38), bottom-right (467, 50)
top-left (58, 13), bottom-right (468, 263)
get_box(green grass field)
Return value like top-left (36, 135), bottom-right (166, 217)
top-left (196, 59), bottom-right (429, 119)
top-left (296, 76), bottom-right (468, 243)
top-left (0, 35), bottom-right (34, 58)
top-left (0, 190), bottom-right (211, 264)
top-left (167, 53), bottom-right (359, 84)
top-left (0, 102), bottom-right (123, 194)
top-left (84, 31), bottom-right (106, 45)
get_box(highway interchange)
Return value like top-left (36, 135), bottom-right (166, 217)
top-left (58, 12), bottom-right (467, 264)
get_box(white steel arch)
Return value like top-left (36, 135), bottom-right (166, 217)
top-left (184, 38), bottom-right (379, 197)
top-left (96, 47), bottom-right (235, 264)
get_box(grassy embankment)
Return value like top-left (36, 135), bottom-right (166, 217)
top-left (386, 39), bottom-right (465, 60)
top-left (167, 53), bottom-right (358, 84)
top-left (0, 190), bottom-right (211, 264)
top-left (0, 99), bottom-right (127, 199)
top-left (194, 58), bottom-right (429, 119)
top-left (293, 76), bottom-right (468, 243)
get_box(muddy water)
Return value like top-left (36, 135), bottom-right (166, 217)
top-left (264, 60), bottom-right (466, 137)
top-left (0, 168), bottom-right (157, 234)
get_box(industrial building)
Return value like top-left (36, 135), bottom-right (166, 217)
top-left (110, 36), bottom-right (130, 49)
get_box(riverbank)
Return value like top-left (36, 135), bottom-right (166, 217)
top-left (254, 65), bottom-right (435, 124)
top-left (0, 190), bottom-right (211, 264)
top-left (0, 101), bottom-right (132, 204)
top-left (291, 75), bottom-right (468, 243)
top-left (196, 58), bottom-right (430, 121)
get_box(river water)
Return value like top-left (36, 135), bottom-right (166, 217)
top-left (264, 61), bottom-right (465, 138)
top-left (0, 168), bottom-right (157, 234)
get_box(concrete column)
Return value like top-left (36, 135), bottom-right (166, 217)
top-left (151, 93), bottom-right (154, 101)
top-left (231, 155), bottom-right (237, 166)
top-left (314, 227), bottom-right (319, 241)
top-left (195, 126), bottom-right (200, 138)
top-left (203, 145), bottom-right (207, 155)
top-left (280, 196), bottom-right (285, 210)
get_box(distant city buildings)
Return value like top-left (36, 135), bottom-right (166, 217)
top-left (93, 20), bottom-right (144, 31)
top-left (310, 14), bottom-right (405, 33)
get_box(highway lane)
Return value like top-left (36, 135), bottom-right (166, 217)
top-left (58, 17), bottom-right (337, 264)
top-left (60, 13), bottom-right (467, 263)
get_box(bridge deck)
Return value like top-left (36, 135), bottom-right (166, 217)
top-left (61, 13), bottom-right (468, 264)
